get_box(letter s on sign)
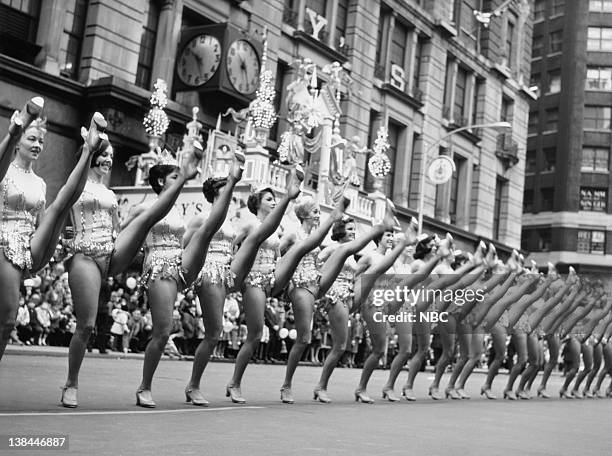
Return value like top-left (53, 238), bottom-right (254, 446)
top-left (390, 64), bottom-right (406, 92)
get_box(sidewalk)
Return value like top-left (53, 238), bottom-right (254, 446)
top-left (4, 344), bottom-right (531, 375)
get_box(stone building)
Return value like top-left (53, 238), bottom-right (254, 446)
top-left (0, 0), bottom-right (533, 254)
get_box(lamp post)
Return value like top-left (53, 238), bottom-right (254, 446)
top-left (417, 121), bottom-right (512, 235)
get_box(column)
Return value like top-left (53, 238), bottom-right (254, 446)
top-left (383, 13), bottom-right (396, 76)
top-left (406, 29), bottom-right (418, 94)
top-left (35, 0), bottom-right (65, 75)
top-left (317, 120), bottom-right (334, 204)
top-left (327, 0), bottom-right (339, 48)
top-left (150, 0), bottom-right (183, 90)
top-left (434, 146), bottom-right (451, 222)
top-left (297, 0), bottom-right (307, 31)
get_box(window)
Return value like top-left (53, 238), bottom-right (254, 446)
top-left (492, 178), bottom-right (506, 239)
top-left (577, 230), bottom-right (606, 254)
top-left (135, 0), bottom-right (160, 89)
top-left (449, 0), bottom-right (457, 22)
top-left (0, 0), bottom-right (40, 42)
top-left (523, 189), bottom-right (534, 212)
top-left (449, 155), bottom-right (465, 224)
top-left (283, 0), bottom-right (300, 26)
top-left (335, 0), bottom-right (349, 45)
top-left (549, 31), bottom-right (563, 53)
top-left (546, 70), bottom-right (561, 93)
top-left (588, 27), bottom-right (612, 51)
top-left (412, 37), bottom-right (424, 90)
top-left (374, 5), bottom-right (385, 70)
top-left (500, 96), bottom-right (513, 122)
top-left (586, 67), bottom-right (612, 90)
top-left (590, 0), bottom-right (612, 12)
top-left (543, 148), bottom-right (556, 172)
top-left (454, 66), bottom-right (468, 122)
top-left (384, 121), bottom-right (401, 198)
top-left (580, 187), bottom-right (608, 211)
top-left (581, 147), bottom-right (610, 171)
top-left (526, 150), bottom-right (536, 173)
top-left (530, 73), bottom-right (540, 90)
top-left (552, 0), bottom-right (565, 15)
top-left (532, 36), bottom-right (544, 58)
top-left (534, 0), bottom-right (546, 21)
top-left (528, 112), bottom-right (539, 135)
top-left (584, 106), bottom-right (611, 129)
top-left (390, 21), bottom-right (408, 68)
top-left (541, 187), bottom-right (554, 211)
top-left (545, 109), bottom-right (558, 132)
top-left (59, 0), bottom-right (88, 79)
top-left (537, 229), bottom-right (552, 252)
top-left (505, 18), bottom-right (516, 67)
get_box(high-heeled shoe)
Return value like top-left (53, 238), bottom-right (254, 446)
top-left (445, 387), bottom-right (460, 400)
top-left (456, 388), bottom-right (471, 399)
top-left (583, 389), bottom-right (594, 399)
top-left (559, 388), bottom-right (574, 399)
top-left (571, 389), bottom-right (584, 399)
top-left (516, 389), bottom-right (530, 400)
top-left (503, 390), bottom-right (517, 400)
top-left (280, 386), bottom-right (294, 404)
top-left (382, 387), bottom-right (400, 402)
top-left (606, 387), bottom-right (612, 398)
top-left (185, 386), bottom-right (209, 406)
top-left (536, 386), bottom-right (550, 398)
top-left (354, 389), bottom-right (374, 404)
top-left (225, 385), bottom-right (246, 404)
top-left (401, 385), bottom-right (416, 401)
top-left (60, 386), bottom-right (78, 408)
top-left (136, 389), bottom-right (156, 408)
top-left (480, 386), bottom-right (497, 400)
top-left (593, 389), bottom-right (606, 398)
top-left (428, 386), bottom-right (444, 400)
top-left (313, 387), bottom-right (331, 403)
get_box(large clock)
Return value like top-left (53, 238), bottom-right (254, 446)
top-left (176, 34), bottom-right (221, 87)
top-left (226, 39), bottom-right (261, 94)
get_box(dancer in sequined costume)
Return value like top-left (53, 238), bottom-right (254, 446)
top-left (0, 102), bottom-right (108, 362)
top-left (225, 168), bottom-right (305, 404)
top-left (59, 142), bottom-right (212, 408)
top-left (134, 150), bottom-right (244, 408)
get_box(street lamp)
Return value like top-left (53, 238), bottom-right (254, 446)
top-left (417, 121), bottom-right (512, 235)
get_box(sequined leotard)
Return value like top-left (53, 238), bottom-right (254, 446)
top-left (196, 219), bottom-right (236, 288)
top-left (324, 244), bottom-right (357, 309)
top-left (66, 179), bottom-right (117, 273)
top-left (141, 204), bottom-right (186, 288)
top-left (0, 163), bottom-right (46, 270)
top-left (243, 225), bottom-right (281, 293)
top-left (289, 227), bottom-right (321, 291)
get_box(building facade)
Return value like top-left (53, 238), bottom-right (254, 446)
top-left (0, 0), bottom-right (533, 253)
top-left (523, 0), bottom-right (612, 284)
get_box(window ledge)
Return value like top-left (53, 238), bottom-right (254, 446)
top-left (434, 19), bottom-right (458, 37)
top-left (292, 31), bottom-right (349, 63)
top-left (493, 63), bottom-right (512, 79)
top-left (380, 83), bottom-right (424, 109)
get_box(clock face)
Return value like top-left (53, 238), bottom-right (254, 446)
top-left (226, 39), bottom-right (261, 94)
top-left (177, 34), bottom-right (221, 87)
top-left (427, 156), bottom-right (455, 184)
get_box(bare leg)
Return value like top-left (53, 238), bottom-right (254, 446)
top-left (227, 286), bottom-right (266, 393)
top-left (139, 279), bottom-right (177, 392)
top-left (456, 333), bottom-right (485, 392)
top-left (383, 320), bottom-right (412, 396)
top-left (30, 145), bottom-right (94, 271)
top-left (431, 316), bottom-right (457, 390)
top-left (560, 337), bottom-right (581, 396)
top-left (188, 283), bottom-right (226, 390)
top-left (585, 343), bottom-right (603, 393)
top-left (517, 333), bottom-right (539, 395)
top-left (64, 255), bottom-right (103, 388)
top-left (504, 333), bottom-right (527, 398)
top-left (355, 304), bottom-right (387, 402)
top-left (572, 342), bottom-right (593, 396)
top-left (538, 334), bottom-right (560, 394)
top-left (315, 302), bottom-right (349, 396)
top-left (0, 256), bottom-right (22, 361)
top-left (403, 320), bottom-right (431, 399)
top-left (525, 339), bottom-right (544, 391)
top-left (281, 288), bottom-right (315, 392)
top-left (484, 325), bottom-right (507, 393)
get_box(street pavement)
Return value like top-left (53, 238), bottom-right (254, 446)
top-left (0, 350), bottom-right (611, 456)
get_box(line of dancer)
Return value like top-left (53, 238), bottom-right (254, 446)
top-left (2, 97), bottom-right (611, 408)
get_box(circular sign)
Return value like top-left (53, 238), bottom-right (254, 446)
top-left (427, 156), bottom-right (456, 185)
